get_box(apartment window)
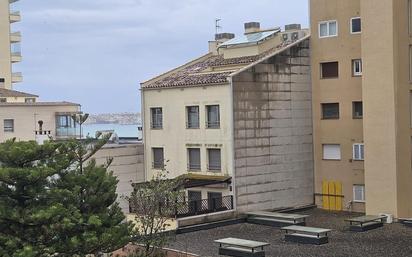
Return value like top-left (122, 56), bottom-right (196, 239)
top-left (206, 105), bottom-right (220, 129)
top-left (322, 103), bottom-right (339, 119)
top-left (207, 192), bottom-right (223, 210)
top-left (152, 147), bottom-right (164, 169)
top-left (25, 98), bottom-right (36, 103)
top-left (353, 144), bottom-right (365, 161)
top-left (4, 119), bottom-right (14, 133)
top-left (352, 59), bottom-right (362, 76)
top-left (321, 62), bottom-right (339, 78)
top-left (0, 98), bottom-right (6, 103)
top-left (186, 106), bottom-right (199, 129)
top-left (207, 149), bottom-right (221, 171)
top-left (353, 101), bottom-right (363, 119)
top-left (150, 107), bottom-right (163, 129)
top-left (350, 17), bottom-right (361, 34)
top-left (56, 115), bottom-right (74, 128)
top-left (353, 185), bottom-right (365, 202)
top-left (323, 144), bottom-right (341, 160)
top-left (319, 20), bottom-right (338, 38)
top-left (188, 148), bottom-right (201, 171)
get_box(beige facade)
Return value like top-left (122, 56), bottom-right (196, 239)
top-left (0, 0), bottom-right (22, 89)
top-left (141, 23), bottom-right (314, 214)
top-left (310, 0), bottom-right (412, 217)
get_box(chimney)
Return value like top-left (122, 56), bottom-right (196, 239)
top-left (285, 24), bottom-right (301, 31)
top-left (215, 33), bottom-right (235, 43)
top-left (244, 22), bottom-right (260, 34)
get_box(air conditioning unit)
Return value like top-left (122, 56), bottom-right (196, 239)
top-left (291, 32), bottom-right (299, 41)
top-left (281, 31), bottom-right (306, 42)
top-left (379, 213), bottom-right (394, 224)
top-left (282, 33), bottom-right (289, 42)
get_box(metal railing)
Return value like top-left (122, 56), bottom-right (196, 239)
top-left (150, 122), bottom-right (163, 129)
top-left (207, 164), bottom-right (222, 172)
top-left (152, 161), bottom-right (165, 170)
top-left (186, 121), bottom-right (200, 129)
top-left (56, 127), bottom-right (80, 138)
top-left (187, 163), bottom-right (201, 171)
top-left (206, 121), bottom-right (220, 129)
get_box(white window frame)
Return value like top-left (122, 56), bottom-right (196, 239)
top-left (350, 17), bottom-right (361, 34)
top-left (353, 185), bottom-right (366, 203)
top-left (322, 144), bottom-right (341, 160)
top-left (352, 59), bottom-right (362, 76)
top-left (318, 20), bottom-right (338, 38)
top-left (353, 143), bottom-right (365, 161)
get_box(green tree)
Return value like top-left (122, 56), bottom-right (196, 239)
top-left (127, 171), bottom-right (183, 257)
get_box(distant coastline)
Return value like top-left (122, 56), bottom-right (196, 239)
top-left (84, 112), bottom-right (141, 125)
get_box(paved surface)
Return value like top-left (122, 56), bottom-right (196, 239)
top-left (168, 209), bottom-right (412, 257)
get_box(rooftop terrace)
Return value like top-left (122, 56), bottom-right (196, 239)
top-left (168, 209), bottom-right (412, 257)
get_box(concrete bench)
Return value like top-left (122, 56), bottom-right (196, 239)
top-left (215, 238), bottom-right (270, 257)
top-left (246, 211), bottom-right (309, 227)
top-left (281, 225), bottom-right (331, 245)
top-left (399, 218), bottom-right (412, 227)
top-left (345, 215), bottom-right (385, 232)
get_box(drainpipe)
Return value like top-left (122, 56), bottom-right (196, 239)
top-left (228, 76), bottom-right (237, 213)
top-left (141, 87), bottom-right (147, 183)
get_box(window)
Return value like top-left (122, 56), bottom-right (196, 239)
top-left (350, 17), bottom-right (361, 34)
top-left (152, 147), bottom-right (164, 169)
top-left (353, 185), bottom-right (365, 202)
top-left (409, 0), bottom-right (412, 35)
top-left (352, 59), bottom-right (362, 76)
top-left (151, 108), bottom-right (163, 129)
top-left (353, 101), bottom-right (363, 119)
top-left (188, 148), bottom-right (201, 171)
top-left (322, 103), bottom-right (339, 119)
top-left (206, 105), bottom-right (220, 128)
top-left (207, 149), bottom-right (221, 171)
top-left (0, 98), bottom-right (6, 103)
top-left (56, 115), bottom-right (74, 128)
top-left (323, 144), bottom-right (341, 160)
top-left (188, 191), bottom-right (202, 212)
top-left (4, 119), bottom-right (14, 132)
top-left (319, 20), bottom-right (338, 38)
top-left (353, 144), bottom-right (365, 161)
top-left (187, 106), bottom-right (199, 128)
top-left (321, 62), bottom-right (339, 78)
top-left (207, 192), bottom-right (223, 210)
top-left (25, 98), bottom-right (36, 103)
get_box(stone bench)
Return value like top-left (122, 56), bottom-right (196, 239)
top-left (246, 211), bottom-right (309, 227)
top-left (215, 237), bottom-right (270, 257)
top-left (345, 215), bottom-right (386, 232)
top-left (281, 225), bottom-right (331, 245)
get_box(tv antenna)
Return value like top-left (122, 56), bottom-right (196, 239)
top-left (215, 18), bottom-right (222, 35)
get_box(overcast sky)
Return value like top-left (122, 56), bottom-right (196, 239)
top-left (13, 0), bottom-right (308, 114)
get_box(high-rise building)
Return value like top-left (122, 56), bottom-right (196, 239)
top-left (310, 0), bottom-right (412, 217)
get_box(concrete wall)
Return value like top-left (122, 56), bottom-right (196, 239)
top-left (310, 0), bottom-right (365, 212)
top-left (232, 39), bottom-right (314, 212)
top-left (94, 143), bottom-right (144, 213)
top-left (0, 104), bottom-right (80, 142)
top-left (0, 0), bottom-right (12, 89)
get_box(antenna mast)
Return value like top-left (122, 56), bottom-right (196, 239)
top-left (215, 18), bottom-right (222, 35)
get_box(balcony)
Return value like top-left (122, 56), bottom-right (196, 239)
top-left (9, 11), bottom-right (21, 23)
top-left (56, 127), bottom-right (81, 139)
top-left (10, 32), bottom-right (21, 43)
top-left (11, 72), bottom-right (23, 83)
top-left (11, 52), bottom-right (22, 63)
top-left (9, 0), bottom-right (19, 3)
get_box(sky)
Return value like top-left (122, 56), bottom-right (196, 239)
top-left (12, 0), bottom-right (309, 114)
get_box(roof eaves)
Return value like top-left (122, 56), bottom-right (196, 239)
top-left (141, 81), bottom-right (229, 91)
top-left (229, 34), bottom-right (311, 78)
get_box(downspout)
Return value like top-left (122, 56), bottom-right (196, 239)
top-left (140, 86), bottom-right (147, 183)
top-left (228, 76), bottom-right (237, 213)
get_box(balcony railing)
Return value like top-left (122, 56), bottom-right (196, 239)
top-left (9, 11), bottom-right (21, 23)
top-left (56, 127), bottom-right (80, 139)
top-left (207, 164), bottom-right (222, 172)
top-left (11, 72), bottom-right (23, 83)
top-left (187, 163), bottom-right (201, 171)
top-left (130, 195), bottom-right (234, 218)
top-left (152, 161), bottom-right (165, 170)
top-left (10, 31), bottom-right (21, 43)
top-left (206, 121), bottom-right (220, 129)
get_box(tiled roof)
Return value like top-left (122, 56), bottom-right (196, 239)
top-left (0, 88), bottom-right (38, 98)
top-left (142, 40), bottom-right (295, 89)
top-left (0, 101), bottom-right (80, 107)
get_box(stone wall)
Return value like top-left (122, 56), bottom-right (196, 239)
top-left (94, 142), bottom-right (144, 213)
top-left (232, 39), bottom-right (314, 212)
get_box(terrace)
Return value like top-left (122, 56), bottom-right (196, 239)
top-left (168, 208), bottom-right (412, 257)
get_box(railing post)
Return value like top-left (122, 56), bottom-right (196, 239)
top-left (231, 195), bottom-right (234, 209)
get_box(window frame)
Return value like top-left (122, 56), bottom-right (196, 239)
top-left (320, 62), bottom-right (339, 79)
top-left (353, 143), bottom-right (365, 161)
top-left (350, 17), bottom-right (362, 34)
top-left (353, 184), bottom-right (366, 203)
top-left (318, 20), bottom-right (338, 38)
top-left (152, 147), bottom-right (164, 170)
top-left (352, 101), bottom-right (363, 119)
top-left (352, 59), bottom-right (362, 77)
top-left (0, 98), bottom-right (6, 103)
top-left (321, 103), bottom-right (340, 120)
top-left (187, 148), bottom-right (201, 171)
top-left (4, 119), bottom-right (14, 133)
top-left (206, 105), bottom-right (220, 129)
top-left (322, 144), bottom-right (341, 161)
top-left (186, 106), bottom-right (200, 129)
top-left (207, 148), bottom-right (222, 172)
top-left (150, 107), bottom-right (163, 129)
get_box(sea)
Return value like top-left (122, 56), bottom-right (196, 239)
top-left (82, 124), bottom-right (142, 139)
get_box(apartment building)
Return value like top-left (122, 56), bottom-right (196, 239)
top-left (141, 22), bottom-right (314, 215)
top-left (0, 0), bottom-right (81, 142)
top-left (310, 0), bottom-right (412, 217)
